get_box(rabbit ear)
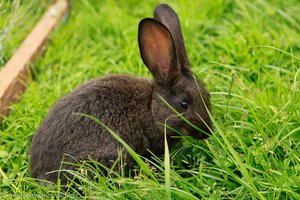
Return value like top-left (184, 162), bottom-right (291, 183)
top-left (138, 18), bottom-right (178, 83)
top-left (154, 4), bottom-right (190, 71)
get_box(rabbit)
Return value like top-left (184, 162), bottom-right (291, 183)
top-left (29, 3), bottom-right (213, 184)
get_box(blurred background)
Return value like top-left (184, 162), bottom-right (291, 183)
top-left (0, 0), bottom-right (51, 67)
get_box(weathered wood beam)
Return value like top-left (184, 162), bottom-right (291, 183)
top-left (0, 0), bottom-right (70, 119)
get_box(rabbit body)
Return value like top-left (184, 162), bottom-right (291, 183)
top-left (30, 75), bottom-right (167, 182)
top-left (30, 3), bottom-right (213, 184)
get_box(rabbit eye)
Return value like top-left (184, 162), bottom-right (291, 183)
top-left (180, 100), bottom-right (189, 110)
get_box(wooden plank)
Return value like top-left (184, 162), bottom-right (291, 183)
top-left (0, 0), bottom-right (70, 119)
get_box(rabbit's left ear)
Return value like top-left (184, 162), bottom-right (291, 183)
top-left (154, 4), bottom-right (190, 71)
top-left (138, 18), bottom-right (179, 83)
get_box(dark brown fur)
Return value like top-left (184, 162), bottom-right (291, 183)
top-left (29, 3), bottom-right (212, 184)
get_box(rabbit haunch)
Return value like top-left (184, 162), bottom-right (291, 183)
top-left (29, 3), bottom-right (212, 184)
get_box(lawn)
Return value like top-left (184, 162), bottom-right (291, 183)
top-left (0, 0), bottom-right (299, 199)
top-left (0, 0), bottom-right (50, 67)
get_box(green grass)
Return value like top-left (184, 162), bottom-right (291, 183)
top-left (1, 0), bottom-right (300, 199)
top-left (0, 0), bottom-right (50, 67)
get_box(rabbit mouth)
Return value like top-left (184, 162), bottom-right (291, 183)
top-left (179, 123), bottom-right (211, 140)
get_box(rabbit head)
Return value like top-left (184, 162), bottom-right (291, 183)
top-left (138, 4), bottom-right (212, 139)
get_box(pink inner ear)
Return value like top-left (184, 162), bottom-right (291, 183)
top-left (142, 23), bottom-right (172, 78)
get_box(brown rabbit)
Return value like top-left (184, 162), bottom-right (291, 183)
top-left (29, 3), bottom-right (212, 184)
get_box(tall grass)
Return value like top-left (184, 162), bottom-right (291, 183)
top-left (0, 0), bottom-right (299, 199)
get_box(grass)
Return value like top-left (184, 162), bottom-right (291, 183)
top-left (0, 0), bottom-right (300, 199)
top-left (0, 0), bottom-right (50, 67)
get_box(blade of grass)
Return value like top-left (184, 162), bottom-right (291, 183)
top-left (163, 118), bottom-right (171, 200)
top-left (75, 113), bottom-right (158, 183)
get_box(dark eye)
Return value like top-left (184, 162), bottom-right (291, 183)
top-left (180, 100), bottom-right (189, 110)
